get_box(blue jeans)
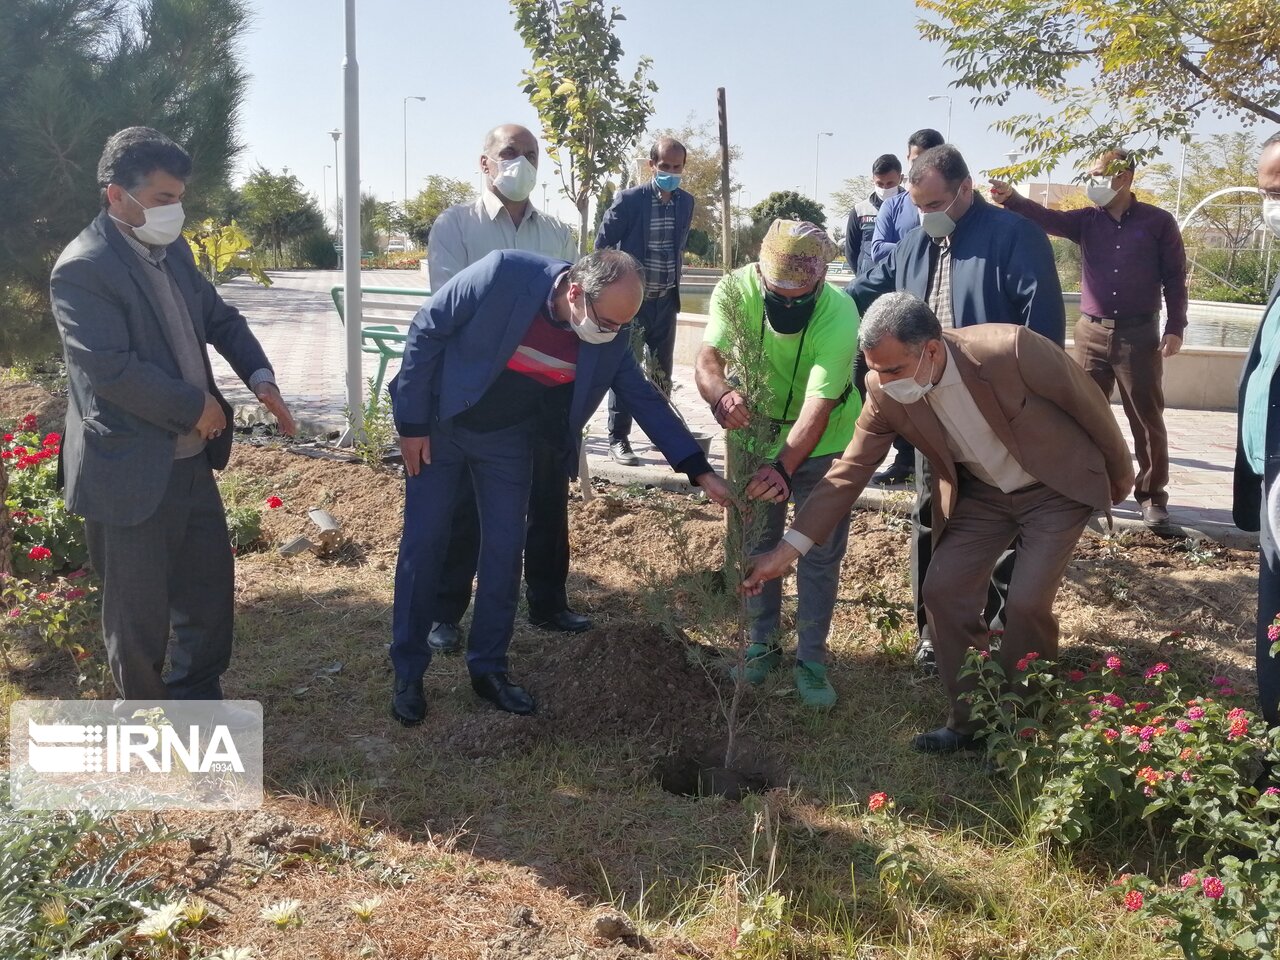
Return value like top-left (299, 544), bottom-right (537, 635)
top-left (391, 419), bottom-right (534, 679)
top-left (746, 453), bottom-right (851, 664)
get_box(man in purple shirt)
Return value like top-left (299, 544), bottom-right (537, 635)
top-left (991, 149), bottom-right (1188, 529)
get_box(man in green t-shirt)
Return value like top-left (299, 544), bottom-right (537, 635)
top-left (695, 220), bottom-right (860, 707)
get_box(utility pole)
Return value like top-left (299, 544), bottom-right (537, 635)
top-left (718, 87), bottom-right (732, 273)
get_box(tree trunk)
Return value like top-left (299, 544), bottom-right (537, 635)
top-left (578, 197), bottom-right (591, 256)
top-left (0, 459), bottom-right (11, 576)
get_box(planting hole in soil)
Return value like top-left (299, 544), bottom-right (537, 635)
top-left (652, 749), bottom-right (776, 801)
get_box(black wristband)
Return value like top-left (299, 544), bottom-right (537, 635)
top-left (771, 458), bottom-right (792, 490)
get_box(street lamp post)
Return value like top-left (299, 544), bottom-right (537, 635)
top-left (541, 182), bottom-right (548, 210)
top-left (814, 131), bottom-right (833, 201)
top-left (322, 165), bottom-right (330, 226)
top-left (928, 95), bottom-right (953, 141)
top-left (402, 95), bottom-right (426, 206)
top-left (328, 128), bottom-right (342, 235)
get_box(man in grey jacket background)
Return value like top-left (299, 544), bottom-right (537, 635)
top-left (50, 126), bottom-right (295, 701)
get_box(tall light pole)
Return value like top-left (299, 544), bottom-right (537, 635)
top-left (814, 131), bottom-right (833, 201)
top-left (402, 95), bottom-right (425, 206)
top-left (322, 165), bottom-right (330, 227)
top-left (541, 182), bottom-right (548, 210)
top-left (328, 128), bottom-right (342, 233)
top-left (928, 95), bottom-right (953, 141)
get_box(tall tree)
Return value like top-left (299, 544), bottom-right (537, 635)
top-left (917, 0), bottom-right (1280, 176)
top-left (750, 191), bottom-right (827, 230)
top-left (648, 115), bottom-right (743, 237)
top-left (400, 175), bottom-right (477, 247)
top-left (238, 167), bottom-right (324, 268)
top-left (830, 176), bottom-right (873, 219)
top-left (0, 0), bottom-right (250, 364)
top-left (1145, 133), bottom-right (1262, 261)
top-left (511, 0), bottom-right (657, 253)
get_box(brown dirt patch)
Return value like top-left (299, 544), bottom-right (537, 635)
top-left (0, 378), bottom-right (66, 430)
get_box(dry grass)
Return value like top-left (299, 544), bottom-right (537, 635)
top-left (0, 408), bottom-right (1263, 957)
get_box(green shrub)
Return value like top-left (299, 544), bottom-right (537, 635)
top-left (0, 782), bottom-right (174, 960)
top-left (299, 229), bottom-right (339, 269)
top-left (216, 471), bottom-right (269, 553)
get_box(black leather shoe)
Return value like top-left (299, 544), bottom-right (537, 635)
top-left (391, 676), bottom-right (426, 726)
top-left (470, 672), bottom-right (536, 715)
top-left (872, 462), bottom-right (914, 485)
top-left (529, 608), bottom-right (592, 633)
top-left (428, 621), bottom-right (462, 653)
top-left (609, 439), bottom-right (641, 466)
top-left (911, 726), bottom-right (978, 754)
top-left (914, 636), bottom-right (938, 676)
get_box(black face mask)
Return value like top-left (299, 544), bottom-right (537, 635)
top-left (763, 287), bottom-right (818, 334)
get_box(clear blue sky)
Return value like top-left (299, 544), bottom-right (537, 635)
top-left (231, 0), bottom-right (1217, 227)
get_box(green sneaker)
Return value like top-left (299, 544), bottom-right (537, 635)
top-left (794, 660), bottom-right (837, 708)
top-left (737, 643), bottom-right (783, 685)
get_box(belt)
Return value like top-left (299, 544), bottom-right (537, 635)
top-left (1082, 312), bottom-right (1158, 330)
top-left (644, 286), bottom-right (676, 300)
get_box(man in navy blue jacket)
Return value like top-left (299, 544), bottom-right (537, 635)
top-left (387, 249), bottom-right (730, 726)
top-left (594, 137), bottom-right (695, 466)
top-left (1233, 131), bottom-right (1280, 729)
top-left (850, 144), bottom-right (1065, 675)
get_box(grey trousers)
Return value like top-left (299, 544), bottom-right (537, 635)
top-left (746, 453), bottom-right (852, 664)
top-left (86, 455), bottom-right (235, 700)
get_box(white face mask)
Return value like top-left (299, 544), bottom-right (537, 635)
top-left (488, 155), bottom-right (537, 203)
top-left (1263, 197), bottom-right (1280, 239)
top-left (880, 347), bottom-right (936, 404)
top-left (568, 294), bottom-right (620, 344)
top-left (874, 184), bottom-right (899, 201)
top-left (111, 189), bottom-right (186, 246)
top-left (1086, 178), bottom-right (1118, 207)
top-left (920, 189), bottom-right (963, 239)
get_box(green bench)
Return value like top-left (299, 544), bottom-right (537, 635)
top-left (330, 285), bottom-right (431, 397)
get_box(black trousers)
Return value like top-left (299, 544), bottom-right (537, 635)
top-left (86, 455), bottom-right (234, 700)
top-left (434, 427), bottom-right (571, 623)
top-left (912, 452), bottom-right (1016, 642)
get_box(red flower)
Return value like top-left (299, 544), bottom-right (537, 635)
top-left (1105, 655), bottom-right (1123, 671)
top-left (265, 495), bottom-right (283, 509)
top-left (1067, 669), bottom-right (1086, 682)
top-left (36, 592), bottom-right (52, 602)
top-left (65, 588), bottom-right (86, 601)
top-left (1123, 890), bottom-right (1144, 911)
top-left (19, 413), bottom-right (37, 430)
top-left (1187, 706), bottom-right (1205, 720)
top-left (1102, 728), bottom-right (1119, 742)
top-left (1201, 876), bottom-right (1225, 900)
top-left (1179, 872), bottom-right (1197, 888)
top-left (867, 792), bottom-right (889, 813)
top-left (42, 432), bottom-right (60, 447)
top-left (1143, 662), bottom-right (1169, 679)
top-left (1136, 766), bottom-right (1161, 786)
top-left (27, 546), bottom-right (52, 561)
top-left (2, 433), bottom-right (12, 441)
top-left (1227, 716), bottom-right (1249, 740)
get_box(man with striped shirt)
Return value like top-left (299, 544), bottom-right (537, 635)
top-left (595, 137), bottom-right (696, 466)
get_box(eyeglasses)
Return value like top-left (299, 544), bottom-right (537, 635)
top-left (1260, 188), bottom-right (1280, 203)
top-left (584, 292), bottom-right (626, 333)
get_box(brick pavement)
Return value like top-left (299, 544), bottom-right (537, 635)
top-left (212, 270), bottom-right (1250, 546)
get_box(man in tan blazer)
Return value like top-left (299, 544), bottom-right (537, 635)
top-left (744, 293), bottom-right (1133, 753)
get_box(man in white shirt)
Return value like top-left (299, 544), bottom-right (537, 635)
top-left (424, 125), bottom-right (586, 654)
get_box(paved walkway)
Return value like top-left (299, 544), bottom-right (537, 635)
top-left (211, 270), bottom-right (1250, 546)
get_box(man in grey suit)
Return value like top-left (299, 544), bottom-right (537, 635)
top-left (50, 126), bottom-right (296, 701)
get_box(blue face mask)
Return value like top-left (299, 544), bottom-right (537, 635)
top-left (654, 172), bottom-right (681, 192)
